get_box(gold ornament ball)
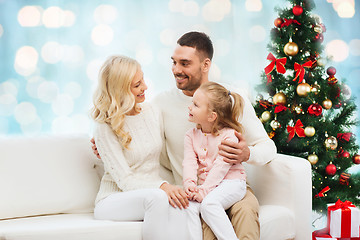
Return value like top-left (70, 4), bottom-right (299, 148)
top-left (325, 136), bottom-right (338, 150)
top-left (261, 111), bottom-right (271, 122)
top-left (273, 92), bottom-right (287, 105)
top-left (291, 104), bottom-right (303, 114)
top-left (322, 99), bottom-right (332, 110)
top-left (317, 58), bottom-right (326, 66)
top-left (304, 126), bottom-right (316, 137)
top-left (296, 82), bottom-right (311, 97)
top-left (353, 154), bottom-right (360, 164)
top-left (284, 42), bottom-right (299, 56)
top-left (308, 154), bottom-right (319, 165)
top-left (311, 84), bottom-right (320, 95)
top-left (314, 25), bottom-right (323, 33)
top-left (270, 120), bottom-right (281, 130)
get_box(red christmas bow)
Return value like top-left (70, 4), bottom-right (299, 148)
top-left (337, 133), bottom-right (352, 142)
top-left (281, 18), bottom-right (301, 28)
top-left (293, 60), bottom-right (313, 83)
top-left (314, 186), bottom-right (330, 198)
top-left (287, 119), bottom-right (305, 142)
top-left (264, 53), bottom-right (287, 83)
top-left (274, 105), bottom-right (288, 113)
top-left (329, 199), bottom-right (355, 211)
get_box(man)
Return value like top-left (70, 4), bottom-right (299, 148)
top-left (93, 31), bottom-right (277, 239)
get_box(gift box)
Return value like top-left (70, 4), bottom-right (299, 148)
top-left (327, 200), bottom-right (360, 238)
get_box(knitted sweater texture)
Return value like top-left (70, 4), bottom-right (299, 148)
top-left (94, 103), bottom-right (166, 204)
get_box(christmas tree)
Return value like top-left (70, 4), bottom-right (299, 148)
top-left (253, 0), bottom-right (360, 213)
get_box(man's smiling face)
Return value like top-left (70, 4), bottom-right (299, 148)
top-left (171, 45), bottom-right (207, 96)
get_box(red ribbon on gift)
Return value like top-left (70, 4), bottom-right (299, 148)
top-left (314, 186), bottom-right (330, 198)
top-left (264, 53), bottom-right (287, 83)
top-left (274, 105), bottom-right (288, 113)
top-left (337, 133), bottom-right (352, 142)
top-left (293, 60), bottom-right (313, 83)
top-left (327, 199), bottom-right (356, 238)
top-left (281, 18), bottom-right (301, 28)
top-left (287, 119), bottom-right (305, 142)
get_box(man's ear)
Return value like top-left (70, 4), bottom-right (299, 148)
top-left (202, 58), bottom-right (211, 73)
top-left (208, 111), bottom-right (217, 123)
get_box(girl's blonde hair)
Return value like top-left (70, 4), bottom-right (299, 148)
top-left (198, 81), bottom-right (244, 135)
top-left (91, 55), bottom-right (141, 148)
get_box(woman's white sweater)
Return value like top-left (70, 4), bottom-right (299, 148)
top-left (94, 103), bottom-right (166, 204)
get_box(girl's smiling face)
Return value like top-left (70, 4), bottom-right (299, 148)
top-left (188, 89), bottom-right (213, 126)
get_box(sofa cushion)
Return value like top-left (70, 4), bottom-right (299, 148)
top-left (0, 136), bottom-right (100, 220)
top-left (0, 206), bottom-right (295, 240)
top-left (0, 213), bottom-right (142, 240)
top-left (259, 205), bottom-right (295, 240)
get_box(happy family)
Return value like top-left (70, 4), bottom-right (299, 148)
top-left (90, 31), bottom-right (277, 240)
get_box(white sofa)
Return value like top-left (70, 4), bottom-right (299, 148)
top-left (0, 135), bottom-right (312, 240)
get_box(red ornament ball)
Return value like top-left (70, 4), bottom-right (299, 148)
top-left (292, 5), bottom-right (303, 16)
top-left (353, 154), bottom-right (360, 164)
top-left (274, 18), bottom-right (284, 28)
top-left (314, 33), bottom-right (324, 43)
top-left (308, 103), bottom-right (323, 116)
top-left (326, 164), bottom-right (337, 176)
top-left (327, 66), bottom-right (336, 76)
top-left (340, 151), bottom-right (350, 158)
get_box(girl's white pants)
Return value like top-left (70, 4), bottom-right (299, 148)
top-left (94, 188), bottom-right (188, 240)
top-left (186, 179), bottom-right (247, 240)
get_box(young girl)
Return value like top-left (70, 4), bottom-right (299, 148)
top-left (183, 81), bottom-right (247, 240)
top-left (91, 55), bottom-right (171, 240)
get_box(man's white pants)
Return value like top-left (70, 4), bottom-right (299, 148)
top-left (186, 179), bottom-right (247, 240)
top-left (94, 188), bottom-right (188, 240)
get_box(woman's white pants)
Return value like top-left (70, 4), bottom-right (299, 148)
top-left (186, 179), bottom-right (247, 240)
top-left (94, 188), bottom-right (188, 240)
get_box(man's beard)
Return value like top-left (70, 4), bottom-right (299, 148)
top-left (175, 74), bottom-right (202, 92)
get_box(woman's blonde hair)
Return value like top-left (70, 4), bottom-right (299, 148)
top-left (198, 82), bottom-right (244, 135)
top-left (91, 55), bottom-right (141, 148)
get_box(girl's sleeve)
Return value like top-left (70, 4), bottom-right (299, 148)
top-left (94, 123), bottom-right (163, 191)
top-left (197, 131), bottom-right (237, 198)
top-left (182, 130), bottom-right (199, 189)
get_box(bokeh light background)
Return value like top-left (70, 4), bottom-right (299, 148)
top-left (0, 0), bottom-right (359, 141)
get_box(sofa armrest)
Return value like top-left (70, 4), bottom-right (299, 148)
top-left (244, 153), bottom-right (312, 240)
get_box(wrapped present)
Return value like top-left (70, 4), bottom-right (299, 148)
top-left (327, 200), bottom-right (360, 238)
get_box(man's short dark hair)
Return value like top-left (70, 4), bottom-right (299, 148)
top-left (177, 32), bottom-right (214, 60)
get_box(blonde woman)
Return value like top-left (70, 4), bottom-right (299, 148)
top-left (183, 82), bottom-right (247, 240)
top-left (91, 55), bottom-right (185, 240)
